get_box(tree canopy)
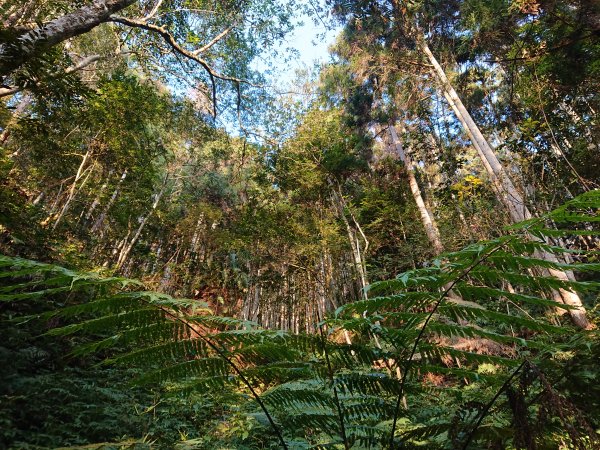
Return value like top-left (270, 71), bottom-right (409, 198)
top-left (1, 0), bottom-right (599, 448)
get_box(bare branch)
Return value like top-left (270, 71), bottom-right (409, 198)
top-left (142, 0), bottom-right (164, 21)
top-left (64, 54), bottom-right (103, 74)
top-left (193, 25), bottom-right (235, 55)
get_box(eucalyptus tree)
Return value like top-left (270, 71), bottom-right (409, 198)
top-left (328, 0), bottom-right (594, 328)
top-left (387, 124), bottom-right (444, 254)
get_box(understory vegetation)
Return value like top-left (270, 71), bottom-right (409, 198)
top-left (2, 192), bottom-right (600, 448)
top-left (1, 0), bottom-right (599, 448)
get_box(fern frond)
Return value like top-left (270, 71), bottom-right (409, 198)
top-left (104, 337), bottom-right (208, 366)
top-left (46, 308), bottom-right (167, 336)
top-left (135, 357), bottom-right (230, 385)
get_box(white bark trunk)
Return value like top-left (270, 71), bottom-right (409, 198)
top-left (32, 191), bottom-right (45, 206)
top-left (116, 184), bottom-right (166, 269)
top-left (52, 150), bottom-right (92, 229)
top-left (332, 189), bottom-right (368, 299)
top-left (389, 125), bottom-right (444, 254)
top-left (91, 169), bottom-right (127, 233)
top-left (422, 38), bottom-right (589, 328)
top-left (85, 169), bottom-right (113, 221)
top-left (0, 0), bottom-right (135, 77)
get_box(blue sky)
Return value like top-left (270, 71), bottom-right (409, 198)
top-left (284, 20), bottom-right (337, 72)
top-left (217, 14), bottom-right (340, 134)
top-left (266, 16), bottom-right (339, 86)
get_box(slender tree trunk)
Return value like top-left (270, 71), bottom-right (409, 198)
top-left (242, 262), bottom-right (252, 321)
top-left (421, 39), bottom-right (589, 328)
top-left (331, 188), bottom-right (368, 300)
top-left (439, 90), bottom-right (527, 222)
top-left (190, 214), bottom-right (204, 254)
top-left (48, 181), bottom-right (65, 218)
top-left (32, 191), bottom-right (45, 206)
top-left (116, 183), bottom-right (166, 269)
top-left (388, 125), bottom-right (444, 254)
top-left (84, 169), bottom-right (113, 221)
top-left (91, 169), bottom-right (127, 233)
top-left (252, 268), bottom-right (261, 323)
top-left (52, 151), bottom-right (93, 229)
top-left (451, 192), bottom-right (476, 240)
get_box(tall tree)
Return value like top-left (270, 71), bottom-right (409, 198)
top-left (328, 0), bottom-right (593, 328)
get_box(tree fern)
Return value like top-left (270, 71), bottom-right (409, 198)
top-left (1, 191), bottom-right (599, 448)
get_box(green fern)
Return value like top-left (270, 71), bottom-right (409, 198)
top-left (1, 191), bottom-right (599, 448)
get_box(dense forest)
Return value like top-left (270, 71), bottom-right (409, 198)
top-left (1, 0), bottom-right (599, 448)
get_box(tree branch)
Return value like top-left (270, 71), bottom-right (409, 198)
top-left (193, 25), bottom-right (235, 55)
top-left (109, 16), bottom-right (250, 86)
top-left (0, 86), bottom-right (20, 98)
top-left (0, 0), bottom-right (136, 78)
top-left (110, 15), bottom-right (256, 117)
top-left (142, 0), bottom-right (164, 21)
top-left (484, 31), bottom-right (599, 64)
top-left (0, 52), bottom-right (129, 98)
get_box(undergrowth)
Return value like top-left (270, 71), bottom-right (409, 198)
top-left (1, 191), bottom-right (599, 449)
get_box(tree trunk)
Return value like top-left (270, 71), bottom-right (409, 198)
top-left (421, 38), bottom-right (589, 328)
top-left (84, 169), bottom-right (113, 221)
top-left (0, 0), bottom-right (135, 78)
top-left (116, 183), bottom-right (166, 269)
top-left (91, 169), bottom-right (127, 233)
top-left (52, 150), bottom-right (93, 230)
top-left (331, 188), bottom-right (368, 300)
top-left (388, 125), bottom-right (444, 254)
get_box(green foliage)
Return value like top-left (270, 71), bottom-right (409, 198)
top-left (1, 1), bottom-right (600, 447)
top-left (2, 192), bottom-right (599, 448)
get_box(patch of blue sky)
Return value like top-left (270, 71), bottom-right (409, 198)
top-left (219, 12), bottom-right (340, 137)
top-left (265, 17), bottom-right (339, 85)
